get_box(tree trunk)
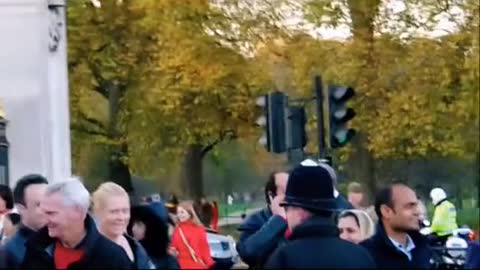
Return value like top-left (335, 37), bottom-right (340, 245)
top-left (350, 132), bottom-right (376, 199)
top-left (476, 153), bottom-right (480, 209)
top-left (419, 158), bottom-right (430, 199)
top-left (107, 84), bottom-right (133, 192)
top-left (182, 144), bottom-right (204, 200)
top-left (108, 83), bottom-right (121, 135)
top-left (456, 184), bottom-right (463, 210)
top-left (406, 158), bottom-right (412, 181)
top-left (109, 147), bottom-right (133, 192)
top-left (346, 0), bottom-right (381, 197)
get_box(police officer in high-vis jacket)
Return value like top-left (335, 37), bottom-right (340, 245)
top-left (429, 188), bottom-right (458, 241)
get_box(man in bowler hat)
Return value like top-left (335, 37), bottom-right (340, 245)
top-left (264, 161), bottom-right (376, 269)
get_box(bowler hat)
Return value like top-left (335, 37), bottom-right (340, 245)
top-left (280, 160), bottom-right (337, 211)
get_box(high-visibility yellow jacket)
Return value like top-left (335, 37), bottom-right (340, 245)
top-left (431, 200), bottom-right (458, 236)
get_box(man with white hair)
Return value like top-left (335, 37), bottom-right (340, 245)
top-left (21, 177), bottom-right (133, 269)
top-left (429, 187), bottom-right (458, 241)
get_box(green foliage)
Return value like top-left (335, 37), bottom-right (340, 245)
top-left (287, 0), bottom-right (479, 161)
top-left (218, 203), bottom-right (249, 218)
top-left (68, 0), bottom-right (479, 196)
top-left (68, 0), bottom-right (274, 191)
top-left (457, 204), bottom-right (480, 229)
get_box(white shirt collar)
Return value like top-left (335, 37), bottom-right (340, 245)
top-left (389, 235), bottom-right (416, 260)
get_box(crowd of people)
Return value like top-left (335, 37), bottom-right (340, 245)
top-left (236, 159), bottom-right (480, 269)
top-left (0, 159), bottom-right (477, 269)
top-left (0, 175), bottom-right (218, 269)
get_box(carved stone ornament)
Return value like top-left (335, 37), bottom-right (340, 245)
top-left (48, 4), bottom-right (64, 53)
top-left (0, 98), bottom-right (5, 119)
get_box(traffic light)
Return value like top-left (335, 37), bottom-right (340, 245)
top-left (328, 85), bottom-right (356, 148)
top-left (255, 92), bottom-right (288, 153)
top-left (286, 106), bottom-right (307, 150)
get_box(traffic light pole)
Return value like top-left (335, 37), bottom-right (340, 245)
top-left (256, 76), bottom-right (354, 167)
top-left (287, 148), bottom-right (304, 168)
top-left (314, 75), bottom-right (326, 159)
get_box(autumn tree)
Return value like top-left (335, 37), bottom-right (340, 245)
top-left (300, 0), bottom-right (479, 192)
top-left (68, 0), bottom-right (160, 191)
top-left (126, 1), bottom-right (275, 199)
top-left (68, 0), bottom-right (276, 198)
top-left (67, 0), bottom-right (479, 199)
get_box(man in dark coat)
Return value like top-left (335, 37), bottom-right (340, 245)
top-left (0, 248), bottom-right (7, 269)
top-left (145, 193), bottom-right (169, 224)
top-left (336, 193), bottom-right (354, 210)
top-left (21, 179), bottom-right (132, 270)
top-left (317, 158), bottom-right (353, 211)
top-left (360, 182), bottom-right (433, 269)
top-left (5, 174), bottom-right (48, 269)
top-left (237, 171), bottom-right (289, 269)
top-left (129, 205), bottom-right (180, 269)
top-left (465, 240), bottom-right (480, 269)
top-left (264, 161), bottom-right (376, 269)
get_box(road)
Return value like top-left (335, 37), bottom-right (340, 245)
top-left (217, 207), bottom-right (263, 269)
top-left (218, 207), bottom-right (263, 226)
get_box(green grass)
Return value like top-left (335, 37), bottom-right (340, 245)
top-left (218, 203), bottom-right (250, 218)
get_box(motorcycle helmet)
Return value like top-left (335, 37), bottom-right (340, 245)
top-left (430, 188), bottom-right (447, 205)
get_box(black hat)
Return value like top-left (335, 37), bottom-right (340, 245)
top-left (280, 159), bottom-right (337, 211)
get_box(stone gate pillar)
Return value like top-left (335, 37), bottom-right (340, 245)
top-left (0, 0), bottom-right (71, 187)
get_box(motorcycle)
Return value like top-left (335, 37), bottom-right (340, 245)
top-left (429, 236), bottom-right (469, 269)
top-left (420, 221), bottom-right (476, 269)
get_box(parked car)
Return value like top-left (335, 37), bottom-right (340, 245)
top-left (206, 228), bottom-right (240, 267)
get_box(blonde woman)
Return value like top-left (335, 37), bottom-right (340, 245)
top-left (170, 201), bottom-right (214, 269)
top-left (92, 182), bottom-right (154, 269)
top-left (337, 209), bottom-right (375, 244)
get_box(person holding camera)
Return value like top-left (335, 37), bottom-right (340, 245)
top-left (236, 171), bottom-right (289, 269)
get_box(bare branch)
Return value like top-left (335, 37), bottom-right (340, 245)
top-left (70, 122), bottom-right (108, 137)
top-left (87, 63), bottom-right (109, 99)
top-left (201, 129), bottom-right (236, 157)
top-left (73, 109), bottom-right (107, 135)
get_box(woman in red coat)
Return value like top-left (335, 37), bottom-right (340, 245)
top-left (170, 201), bottom-right (214, 269)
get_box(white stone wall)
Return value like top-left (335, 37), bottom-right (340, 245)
top-left (0, 0), bottom-right (71, 187)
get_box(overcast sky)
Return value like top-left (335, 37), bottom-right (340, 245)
top-left (280, 0), bottom-right (465, 40)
